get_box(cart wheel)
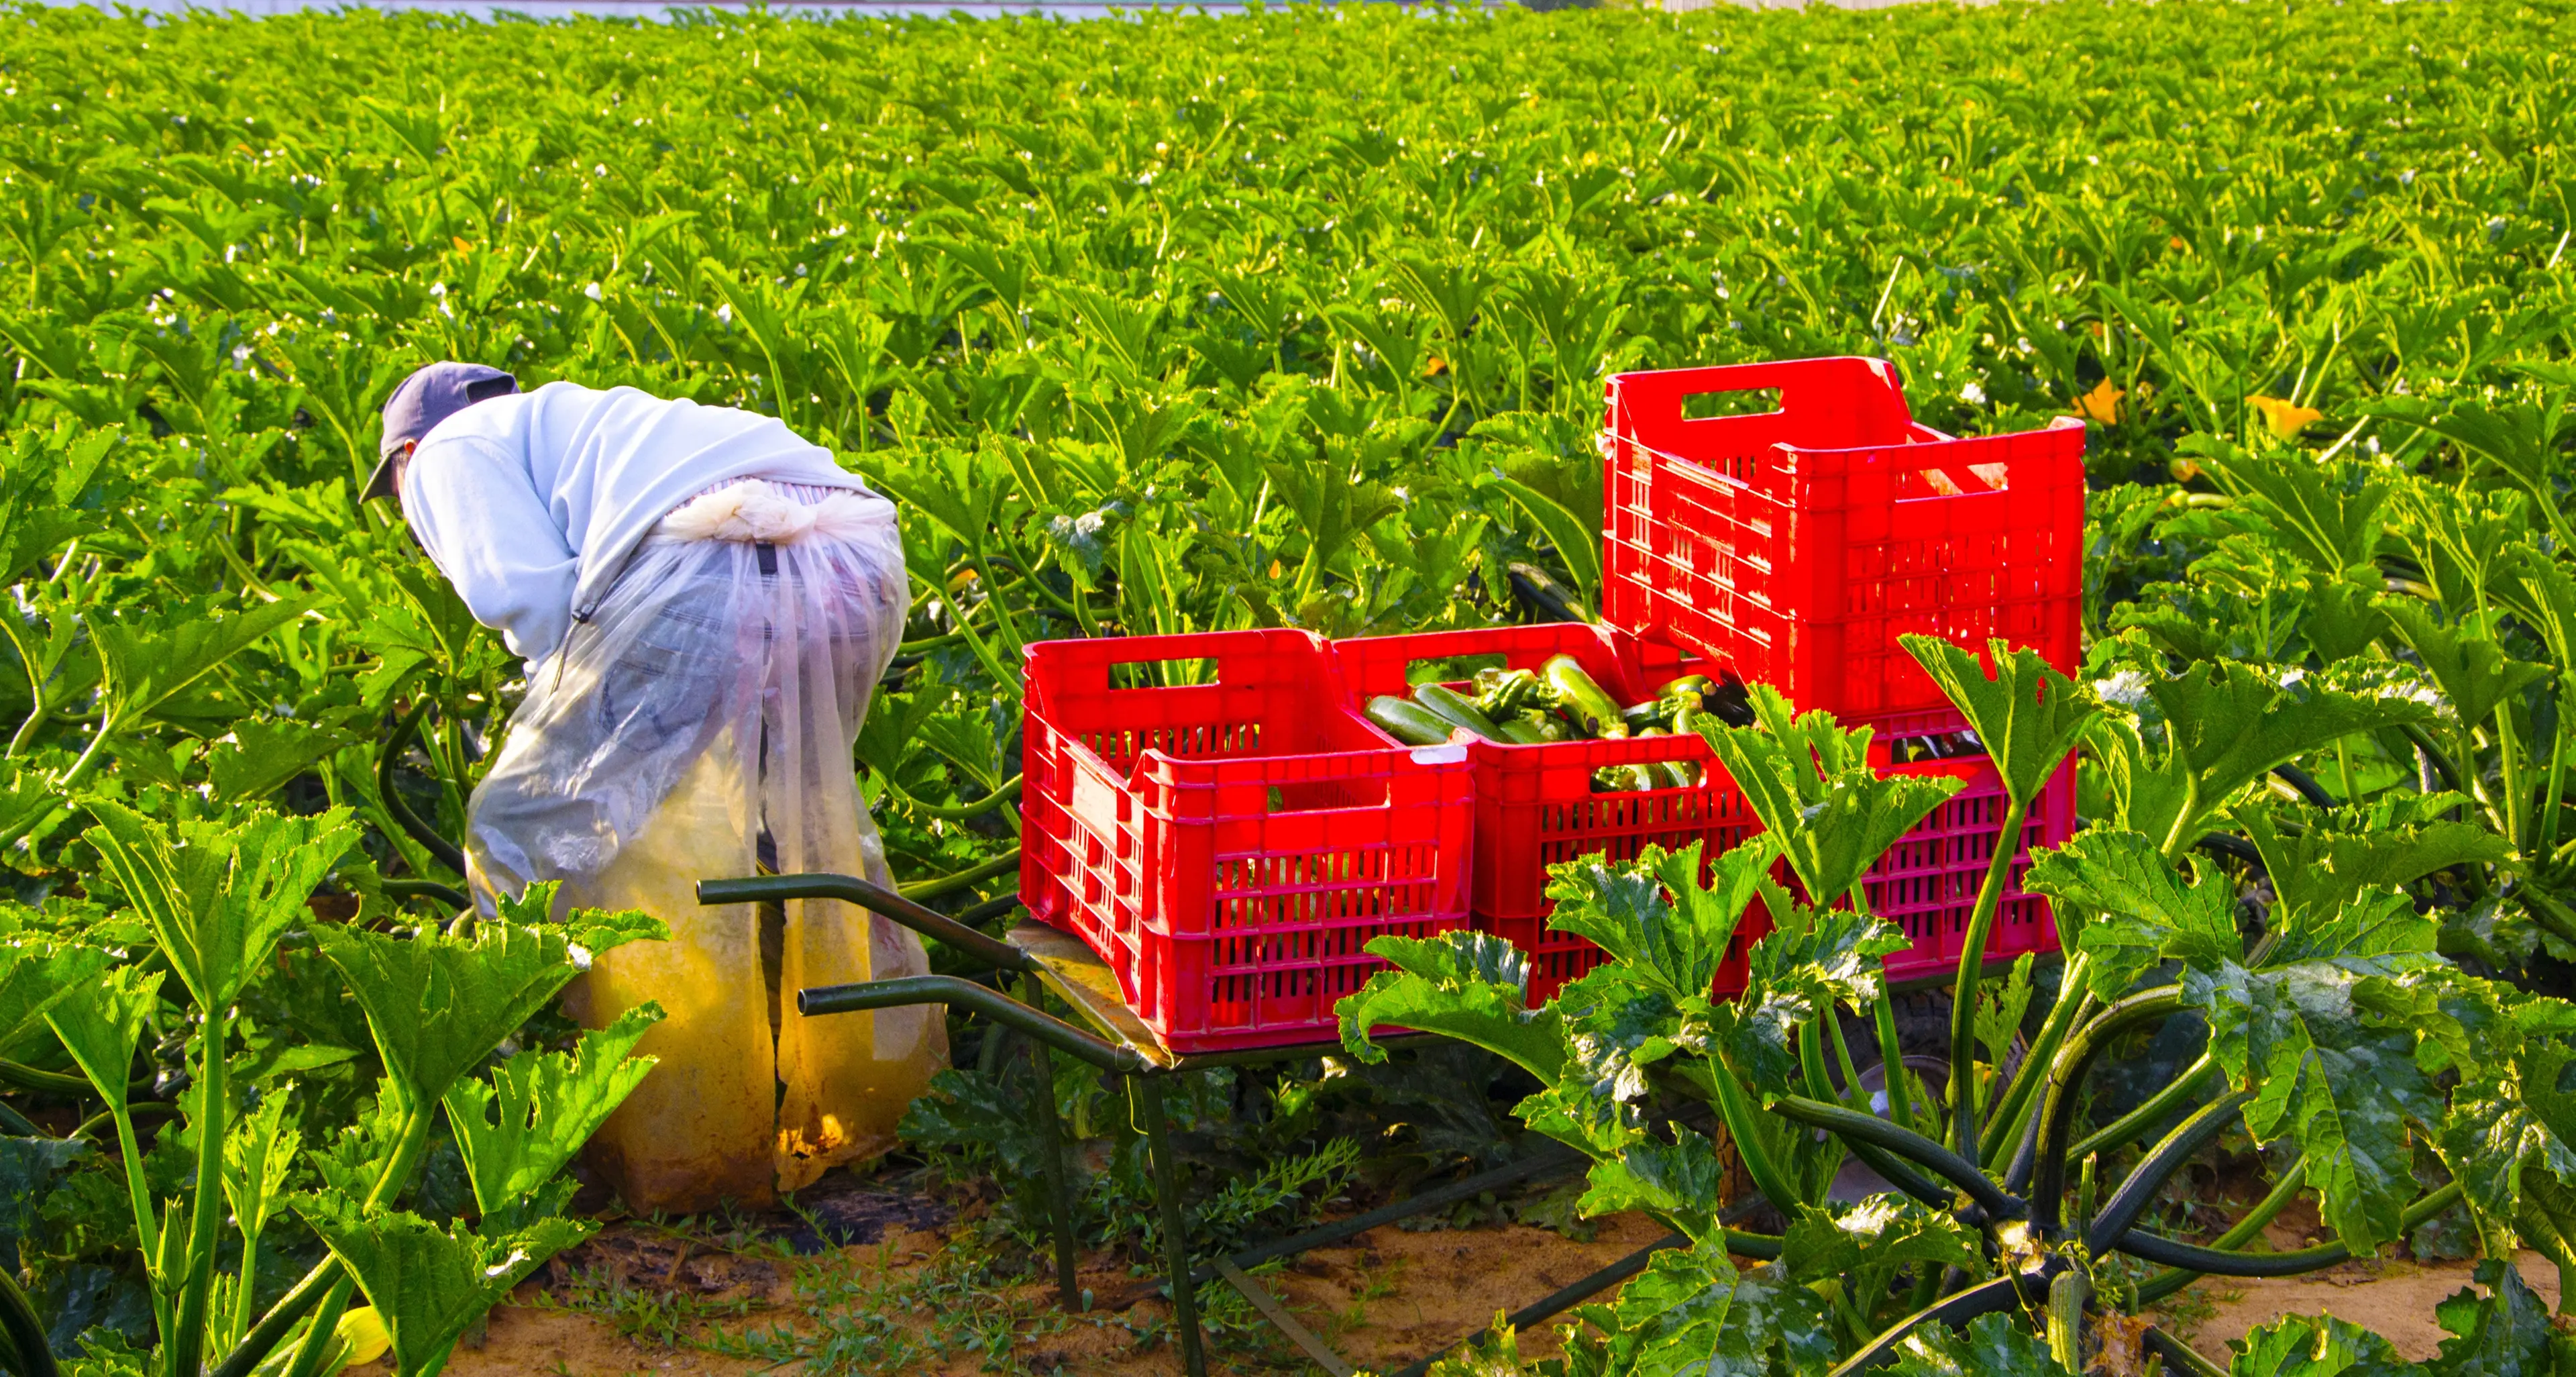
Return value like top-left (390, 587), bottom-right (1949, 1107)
top-left (1833, 989), bottom-right (2029, 1114)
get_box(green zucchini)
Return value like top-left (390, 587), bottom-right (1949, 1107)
top-left (1517, 711), bottom-right (1571, 742)
top-left (1366, 695), bottom-right (1455, 746)
top-left (1413, 683), bottom-right (1505, 740)
top-left (1655, 674), bottom-right (1715, 701)
top-left (1543, 655), bottom-right (1627, 739)
top-left (1497, 717), bottom-right (1552, 746)
top-left (1621, 699), bottom-right (1676, 733)
top-left (1473, 666), bottom-right (1546, 718)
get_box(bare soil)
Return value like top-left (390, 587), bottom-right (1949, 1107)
top-left (416, 1198), bottom-right (1670, 1376)
top-left (374, 1177), bottom-right (2550, 1376)
top-left (2173, 1252), bottom-right (2561, 1364)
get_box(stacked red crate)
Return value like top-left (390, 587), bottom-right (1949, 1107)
top-left (1020, 630), bottom-right (1476, 1054)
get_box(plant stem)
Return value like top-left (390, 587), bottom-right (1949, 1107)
top-left (2086, 1089), bottom-right (2252, 1251)
top-left (1872, 998), bottom-right (1916, 1137)
top-left (2160, 774), bottom-right (2204, 861)
top-left (278, 1276), bottom-right (356, 1377)
top-left (2070, 1050), bottom-right (2218, 1162)
top-left (1948, 794), bottom-right (2031, 1165)
top-left (1770, 1096), bottom-right (2023, 1221)
top-left (166, 1006), bottom-right (232, 1377)
top-left (1708, 1055), bottom-right (1800, 1215)
top-left (2497, 697), bottom-right (2527, 855)
top-left (898, 848), bottom-right (1023, 904)
top-left (2126, 1180), bottom-right (2461, 1298)
top-left (2143, 1326), bottom-right (2230, 1377)
top-left (209, 1105), bottom-right (438, 1377)
top-left (1823, 1272), bottom-right (2038, 1377)
top-left (2033, 985), bottom-right (2186, 1233)
top-left (874, 772), bottom-right (1026, 822)
top-left (2133, 1159), bottom-right (2310, 1305)
top-left (1982, 960), bottom-right (2092, 1172)
top-left (2540, 671), bottom-right (2573, 856)
top-left (229, 1219), bottom-right (264, 1353)
top-left (1826, 1013), bottom-right (1866, 1108)
top-left (0, 1262), bottom-right (60, 1377)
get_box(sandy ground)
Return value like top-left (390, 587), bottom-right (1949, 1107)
top-left (423, 1209), bottom-right (1673, 1376)
top-left (383, 1184), bottom-right (2556, 1376)
top-left (2175, 1252), bottom-right (2562, 1364)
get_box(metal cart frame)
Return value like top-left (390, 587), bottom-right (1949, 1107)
top-left (698, 871), bottom-right (1687, 1377)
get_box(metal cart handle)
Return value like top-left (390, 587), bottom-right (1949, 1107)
top-left (694, 871), bottom-right (1034, 974)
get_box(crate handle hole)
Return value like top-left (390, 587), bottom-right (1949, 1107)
top-left (1104, 655), bottom-right (1220, 691)
top-left (1680, 387), bottom-right (1784, 421)
top-left (1403, 652), bottom-right (1503, 686)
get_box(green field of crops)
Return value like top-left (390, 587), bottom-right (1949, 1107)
top-left (1, 0), bottom-right (2574, 1370)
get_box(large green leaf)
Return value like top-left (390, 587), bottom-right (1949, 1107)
top-left (1540, 839), bottom-right (1786, 1004)
top-left (1, 937), bottom-right (113, 1066)
top-left (1560, 1241), bottom-right (1835, 1377)
top-left (88, 594), bottom-right (318, 733)
top-left (1900, 635), bottom-right (2099, 809)
top-left (1338, 930), bottom-right (1566, 1080)
top-left (2191, 956), bottom-right (2443, 1254)
top-left (1883, 1311), bottom-right (2070, 1376)
top-left (2226, 1312), bottom-right (2422, 1377)
top-left (442, 1005), bottom-right (661, 1232)
top-left (1575, 1129), bottom-right (1733, 1245)
top-left (2233, 799), bottom-right (2509, 929)
top-left (1487, 472), bottom-right (1602, 610)
top-left (1783, 1192), bottom-right (1984, 1340)
top-left (292, 1193), bottom-right (589, 1377)
top-left (1744, 902), bottom-right (1911, 1015)
top-left (2027, 827), bottom-right (2243, 999)
top-left (2427, 1259), bottom-right (2571, 1377)
top-left (317, 903), bottom-right (665, 1119)
top-left (205, 717), bottom-right (362, 804)
top-left (1697, 685), bottom-right (1963, 907)
top-left (2108, 658), bottom-right (2436, 850)
top-left (84, 801), bottom-right (355, 1011)
top-left (2378, 600), bottom-right (2553, 734)
top-left (2202, 448), bottom-right (2394, 578)
top-left (41, 961), bottom-right (156, 1113)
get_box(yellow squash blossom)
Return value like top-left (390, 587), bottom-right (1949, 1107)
top-left (2247, 395), bottom-right (2322, 439)
top-left (2074, 378), bottom-right (2123, 425)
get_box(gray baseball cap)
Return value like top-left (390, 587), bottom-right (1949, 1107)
top-left (362, 361), bottom-right (519, 502)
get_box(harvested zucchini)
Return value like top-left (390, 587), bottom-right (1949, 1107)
top-left (1366, 695), bottom-right (1455, 746)
top-left (1497, 717), bottom-right (1553, 745)
top-left (1413, 683), bottom-right (1505, 740)
top-left (1544, 655), bottom-right (1627, 740)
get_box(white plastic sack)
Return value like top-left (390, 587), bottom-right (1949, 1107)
top-left (465, 480), bottom-right (942, 1212)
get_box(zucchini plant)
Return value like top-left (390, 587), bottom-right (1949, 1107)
top-left (1345, 635), bottom-right (2574, 1372)
top-left (4, 805), bottom-right (665, 1377)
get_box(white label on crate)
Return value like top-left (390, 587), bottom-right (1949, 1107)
top-left (1410, 745), bottom-right (1468, 766)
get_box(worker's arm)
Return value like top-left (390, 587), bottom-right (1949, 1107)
top-left (400, 434), bottom-right (580, 668)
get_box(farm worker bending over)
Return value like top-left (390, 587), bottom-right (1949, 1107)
top-left (365, 361), bottom-right (942, 1213)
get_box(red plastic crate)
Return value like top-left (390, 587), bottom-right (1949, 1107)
top-left (1020, 630), bottom-right (1476, 1054)
top-left (1602, 356), bottom-right (2087, 719)
top-left (1864, 754), bottom-right (2076, 982)
top-left (1334, 622), bottom-right (1758, 923)
top-left (1478, 750), bottom-right (2074, 1005)
top-left (1333, 622), bottom-right (2074, 1003)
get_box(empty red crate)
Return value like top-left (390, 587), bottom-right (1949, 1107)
top-left (1602, 356), bottom-right (2087, 719)
top-left (1020, 629), bottom-right (1476, 1054)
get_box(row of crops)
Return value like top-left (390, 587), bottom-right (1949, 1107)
top-left (0, 0), bottom-right (2572, 1371)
